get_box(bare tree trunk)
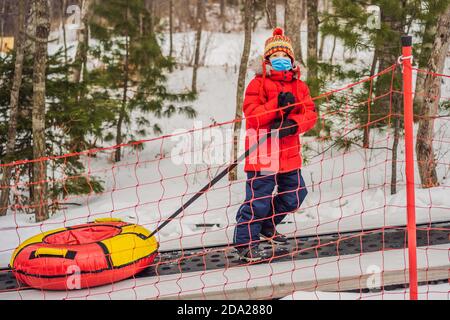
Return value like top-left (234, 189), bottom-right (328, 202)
top-left (285, 0), bottom-right (302, 65)
top-left (229, 0), bottom-right (252, 181)
top-left (192, 0), bottom-right (203, 94)
top-left (362, 49), bottom-right (378, 149)
top-left (384, 3), bottom-right (406, 194)
top-left (115, 9), bottom-right (130, 163)
top-left (390, 94), bottom-right (401, 195)
top-left (185, 0), bottom-right (196, 29)
top-left (329, 34), bottom-right (336, 63)
top-left (413, 2), bottom-right (442, 117)
top-left (306, 0), bottom-right (319, 96)
top-left (413, 70), bottom-right (426, 115)
top-left (169, 0), bottom-right (174, 56)
top-left (0, 0), bottom-right (5, 52)
top-left (25, 1), bottom-right (37, 54)
top-left (265, 0), bottom-right (277, 28)
top-left (32, 0), bottom-right (50, 222)
top-left (73, 0), bottom-right (91, 85)
top-left (305, 0), bottom-right (320, 135)
top-left (416, 4), bottom-right (450, 188)
top-left (318, 0), bottom-right (331, 61)
top-left (60, 0), bottom-right (68, 65)
top-left (0, 0), bottom-right (26, 216)
top-left (220, 0), bottom-right (227, 32)
top-left (150, 0), bottom-right (156, 35)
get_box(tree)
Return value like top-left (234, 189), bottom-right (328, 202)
top-left (192, 0), bottom-right (204, 94)
top-left (285, 0), bottom-right (303, 65)
top-left (90, 0), bottom-right (196, 162)
top-left (373, 2), bottom-right (406, 195)
top-left (318, 0), bottom-right (331, 60)
top-left (416, 3), bottom-right (450, 188)
top-left (59, 0), bottom-right (68, 66)
top-left (412, 0), bottom-right (449, 116)
top-left (220, 0), bottom-right (227, 32)
top-left (306, 0), bottom-right (319, 97)
top-left (0, 14), bottom-right (107, 217)
top-left (0, 0), bottom-right (26, 216)
top-left (265, 0), bottom-right (277, 28)
top-left (73, 0), bottom-right (92, 85)
top-left (0, 0), bottom-right (5, 51)
top-left (169, 0), bottom-right (174, 56)
top-left (229, 0), bottom-right (252, 181)
top-left (32, 0), bottom-right (50, 222)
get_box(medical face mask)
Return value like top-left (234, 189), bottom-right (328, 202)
top-left (270, 57), bottom-right (293, 71)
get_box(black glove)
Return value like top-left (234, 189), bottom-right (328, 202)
top-left (270, 119), bottom-right (298, 138)
top-left (278, 92), bottom-right (296, 115)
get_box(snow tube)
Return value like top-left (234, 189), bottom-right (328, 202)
top-left (10, 218), bottom-right (158, 290)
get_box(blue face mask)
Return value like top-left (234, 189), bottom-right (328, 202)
top-left (270, 57), bottom-right (292, 71)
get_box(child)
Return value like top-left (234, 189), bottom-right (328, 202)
top-left (234, 28), bottom-right (317, 262)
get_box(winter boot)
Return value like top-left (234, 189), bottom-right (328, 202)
top-left (236, 246), bottom-right (266, 262)
top-left (259, 229), bottom-right (288, 245)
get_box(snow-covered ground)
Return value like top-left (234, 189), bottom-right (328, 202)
top-left (0, 22), bottom-right (449, 300)
top-left (283, 283), bottom-right (450, 300)
top-left (1, 243), bottom-right (448, 300)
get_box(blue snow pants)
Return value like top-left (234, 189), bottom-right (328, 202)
top-left (234, 169), bottom-right (308, 248)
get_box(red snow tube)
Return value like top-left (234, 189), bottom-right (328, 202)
top-left (10, 219), bottom-right (158, 291)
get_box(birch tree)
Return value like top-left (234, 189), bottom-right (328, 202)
top-left (192, 0), bottom-right (204, 94)
top-left (73, 0), bottom-right (92, 85)
top-left (229, 0), bottom-right (252, 181)
top-left (285, 0), bottom-right (302, 65)
top-left (32, 0), bottom-right (50, 222)
top-left (306, 0), bottom-right (319, 97)
top-left (0, 0), bottom-right (26, 216)
top-left (416, 4), bottom-right (450, 188)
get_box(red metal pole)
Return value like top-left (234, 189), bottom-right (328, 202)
top-left (401, 35), bottom-right (418, 300)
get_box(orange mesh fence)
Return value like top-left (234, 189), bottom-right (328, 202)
top-left (0, 59), bottom-right (449, 300)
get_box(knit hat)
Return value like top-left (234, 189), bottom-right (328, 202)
top-left (264, 27), bottom-right (295, 62)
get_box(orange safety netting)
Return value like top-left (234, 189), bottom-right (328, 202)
top-left (0, 59), bottom-right (449, 300)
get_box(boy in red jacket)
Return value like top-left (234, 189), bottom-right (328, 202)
top-left (234, 28), bottom-right (317, 262)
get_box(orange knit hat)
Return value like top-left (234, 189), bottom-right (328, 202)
top-left (264, 27), bottom-right (295, 62)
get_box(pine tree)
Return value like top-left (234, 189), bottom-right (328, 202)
top-left (318, 0), bottom-right (425, 194)
top-left (0, 0), bottom-right (26, 216)
top-left (90, 0), bottom-right (196, 162)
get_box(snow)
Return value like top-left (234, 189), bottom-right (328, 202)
top-left (1, 57), bottom-right (448, 266)
top-left (0, 22), bottom-right (449, 300)
top-left (1, 243), bottom-right (448, 300)
top-left (283, 283), bottom-right (450, 300)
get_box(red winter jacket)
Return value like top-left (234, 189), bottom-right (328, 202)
top-left (243, 63), bottom-right (317, 173)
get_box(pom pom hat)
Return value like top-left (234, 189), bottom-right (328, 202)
top-left (264, 27), bottom-right (295, 62)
